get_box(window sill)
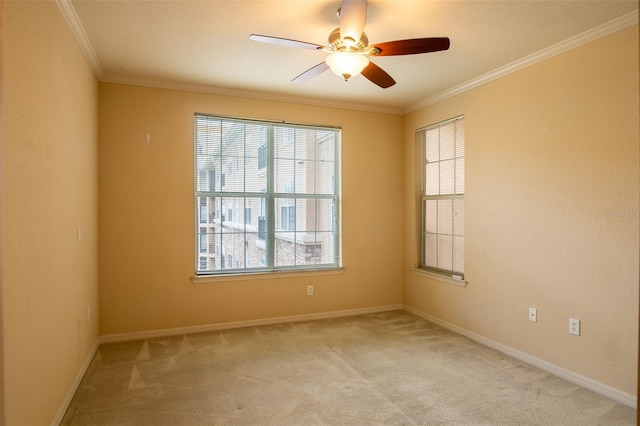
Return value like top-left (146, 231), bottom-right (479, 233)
top-left (192, 267), bottom-right (345, 284)
top-left (412, 268), bottom-right (468, 288)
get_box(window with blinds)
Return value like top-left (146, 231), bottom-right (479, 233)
top-left (420, 116), bottom-right (464, 278)
top-left (194, 114), bottom-right (341, 275)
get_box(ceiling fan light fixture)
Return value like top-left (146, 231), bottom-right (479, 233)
top-left (250, 0), bottom-right (450, 88)
top-left (325, 51), bottom-right (369, 81)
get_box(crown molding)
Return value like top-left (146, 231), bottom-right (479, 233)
top-left (405, 10), bottom-right (639, 114)
top-left (55, 0), bottom-right (104, 78)
top-left (55, 0), bottom-right (402, 115)
top-left (56, 0), bottom-right (636, 117)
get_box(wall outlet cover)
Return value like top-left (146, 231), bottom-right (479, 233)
top-left (569, 318), bottom-right (580, 336)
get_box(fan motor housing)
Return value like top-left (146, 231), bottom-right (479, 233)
top-left (328, 28), bottom-right (369, 52)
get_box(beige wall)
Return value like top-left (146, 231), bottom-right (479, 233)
top-left (98, 84), bottom-right (404, 335)
top-left (0, 1), bottom-right (636, 420)
top-left (1, 1), bottom-right (99, 424)
top-left (403, 26), bottom-right (639, 395)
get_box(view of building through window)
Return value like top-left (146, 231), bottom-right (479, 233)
top-left (195, 115), bottom-right (341, 274)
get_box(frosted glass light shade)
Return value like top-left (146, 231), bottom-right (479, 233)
top-left (325, 52), bottom-right (369, 81)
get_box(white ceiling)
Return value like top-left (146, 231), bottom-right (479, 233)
top-left (64, 0), bottom-right (638, 114)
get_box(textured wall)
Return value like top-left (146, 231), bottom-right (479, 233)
top-left (403, 26), bottom-right (639, 396)
top-left (98, 83), bottom-right (404, 335)
top-left (1, 1), bottom-right (100, 423)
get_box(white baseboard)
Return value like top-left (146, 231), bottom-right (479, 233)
top-left (61, 302), bottom-right (635, 426)
top-left (51, 339), bottom-right (100, 426)
top-left (53, 305), bottom-right (401, 425)
top-left (404, 305), bottom-right (638, 409)
top-left (99, 304), bottom-right (404, 344)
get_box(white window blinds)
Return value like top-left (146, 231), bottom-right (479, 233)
top-left (195, 114), bottom-right (341, 275)
top-left (420, 117), bottom-right (465, 277)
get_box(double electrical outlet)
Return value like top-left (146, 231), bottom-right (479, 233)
top-left (528, 307), bottom-right (580, 336)
top-left (569, 318), bottom-right (580, 336)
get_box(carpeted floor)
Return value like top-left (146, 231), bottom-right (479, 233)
top-left (61, 310), bottom-right (635, 425)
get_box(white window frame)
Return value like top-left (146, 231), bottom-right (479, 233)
top-left (419, 116), bottom-right (465, 280)
top-left (194, 114), bottom-right (341, 276)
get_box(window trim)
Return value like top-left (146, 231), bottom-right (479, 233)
top-left (418, 115), bottom-right (465, 281)
top-left (191, 266), bottom-right (345, 284)
top-left (194, 113), bottom-right (342, 277)
top-left (412, 268), bottom-right (467, 287)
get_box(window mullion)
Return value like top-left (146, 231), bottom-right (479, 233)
top-left (452, 124), bottom-right (456, 270)
top-left (266, 125), bottom-right (275, 269)
top-left (334, 133), bottom-right (341, 264)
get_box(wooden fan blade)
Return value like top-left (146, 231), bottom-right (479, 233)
top-left (339, 0), bottom-right (367, 44)
top-left (249, 34), bottom-right (323, 50)
top-left (372, 37), bottom-right (450, 56)
top-left (292, 62), bottom-right (330, 83)
top-left (361, 61), bottom-right (395, 88)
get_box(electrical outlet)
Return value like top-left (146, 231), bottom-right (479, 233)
top-left (528, 307), bottom-right (537, 322)
top-left (306, 285), bottom-right (314, 296)
top-left (569, 318), bottom-right (580, 336)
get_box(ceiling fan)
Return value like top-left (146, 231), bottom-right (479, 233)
top-left (249, 0), bottom-right (450, 88)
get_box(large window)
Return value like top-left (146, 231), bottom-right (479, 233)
top-left (195, 114), bottom-right (341, 275)
top-left (420, 116), bottom-right (464, 278)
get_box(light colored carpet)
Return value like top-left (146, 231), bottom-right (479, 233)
top-left (61, 310), bottom-right (635, 425)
